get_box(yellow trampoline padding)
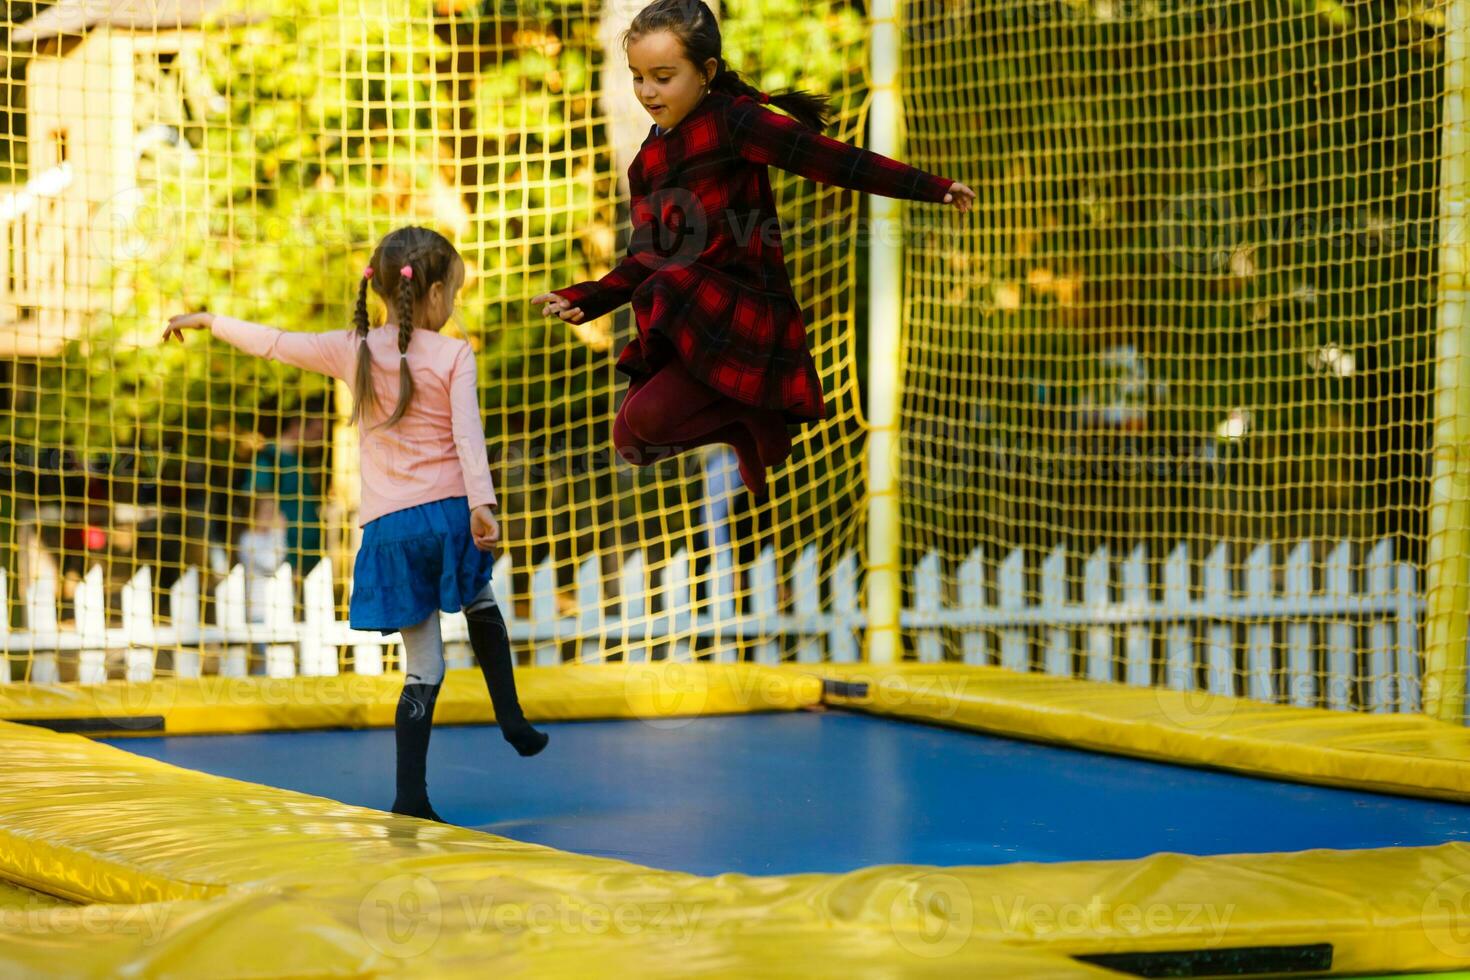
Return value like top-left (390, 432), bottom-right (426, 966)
top-left (3, 717), bottom-right (1470, 976)
top-left (0, 662), bottom-right (822, 736)
top-left (4, 660), bottom-right (1469, 803)
top-left (803, 663), bottom-right (1470, 802)
top-left (3, 660), bottom-right (1467, 804)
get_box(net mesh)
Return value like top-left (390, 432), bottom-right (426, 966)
top-left (0, 0), bottom-right (1457, 718)
top-left (0, 0), bottom-right (872, 679)
top-left (898, 0), bottom-right (1446, 711)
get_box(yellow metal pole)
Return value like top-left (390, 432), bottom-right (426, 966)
top-left (1426, 0), bottom-right (1470, 722)
top-left (865, 0), bottom-right (903, 664)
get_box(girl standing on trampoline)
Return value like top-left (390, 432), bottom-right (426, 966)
top-left (533, 0), bottom-right (974, 500)
top-left (164, 226), bottom-right (548, 823)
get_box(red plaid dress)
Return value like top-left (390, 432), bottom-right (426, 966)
top-left (555, 90), bottom-right (954, 424)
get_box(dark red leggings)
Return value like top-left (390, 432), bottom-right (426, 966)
top-left (613, 359), bottom-right (790, 497)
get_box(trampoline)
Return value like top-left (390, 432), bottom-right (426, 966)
top-left (7, 662), bottom-right (1470, 977)
top-left (103, 709), bottom-right (1470, 876)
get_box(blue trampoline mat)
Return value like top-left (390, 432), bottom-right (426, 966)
top-left (103, 710), bottom-right (1470, 876)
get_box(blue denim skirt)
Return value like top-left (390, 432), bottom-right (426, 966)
top-left (349, 496), bottom-right (494, 634)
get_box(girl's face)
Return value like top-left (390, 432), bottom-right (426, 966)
top-left (626, 31), bottom-right (718, 131)
top-left (423, 256), bottom-right (465, 333)
top-left (254, 496), bottom-right (281, 527)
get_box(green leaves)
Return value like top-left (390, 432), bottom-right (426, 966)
top-left (9, 0), bottom-right (875, 551)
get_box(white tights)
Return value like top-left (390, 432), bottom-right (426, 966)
top-left (399, 578), bottom-right (499, 686)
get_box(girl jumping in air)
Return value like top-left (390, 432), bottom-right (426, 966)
top-left (164, 226), bottom-right (548, 824)
top-left (533, 0), bottom-right (975, 501)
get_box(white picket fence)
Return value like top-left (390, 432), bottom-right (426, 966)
top-left (905, 538), bottom-right (1422, 714)
top-left (0, 543), bottom-right (860, 681)
top-left (0, 537), bottom-right (1424, 714)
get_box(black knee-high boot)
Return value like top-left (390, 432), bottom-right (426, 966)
top-left (391, 681), bottom-right (445, 821)
top-left (466, 602), bottom-right (549, 757)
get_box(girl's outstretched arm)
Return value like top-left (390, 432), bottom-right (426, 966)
top-left (727, 96), bottom-right (973, 209)
top-left (533, 178), bottom-right (657, 324)
top-left (164, 312), bottom-right (353, 380)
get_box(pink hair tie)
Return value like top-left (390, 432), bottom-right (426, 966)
top-left (400, 265), bottom-right (413, 280)
top-left (757, 92), bottom-right (771, 105)
top-left (362, 266), bottom-right (373, 279)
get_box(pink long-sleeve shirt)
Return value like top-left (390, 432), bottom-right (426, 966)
top-left (210, 316), bottom-right (498, 526)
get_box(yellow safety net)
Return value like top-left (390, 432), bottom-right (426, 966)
top-left (896, 0), bottom-right (1455, 716)
top-left (0, 0), bottom-right (875, 680)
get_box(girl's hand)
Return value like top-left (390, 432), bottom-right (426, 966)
top-left (470, 505), bottom-right (501, 553)
top-left (943, 181), bottom-right (976, 214)
top-left (162, 311), bottom-right (216, 343)
top-left (531, 292), bottom-right (586, 325)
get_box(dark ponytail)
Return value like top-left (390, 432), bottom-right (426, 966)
top-left (624, 0), bottom-right (833, 133)
top-left (349, 269), bottom-right (376, 426)
top-left (386, 251), bottom-right (418, 429)
top-left (709, 64), bottom-right (831, 133)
